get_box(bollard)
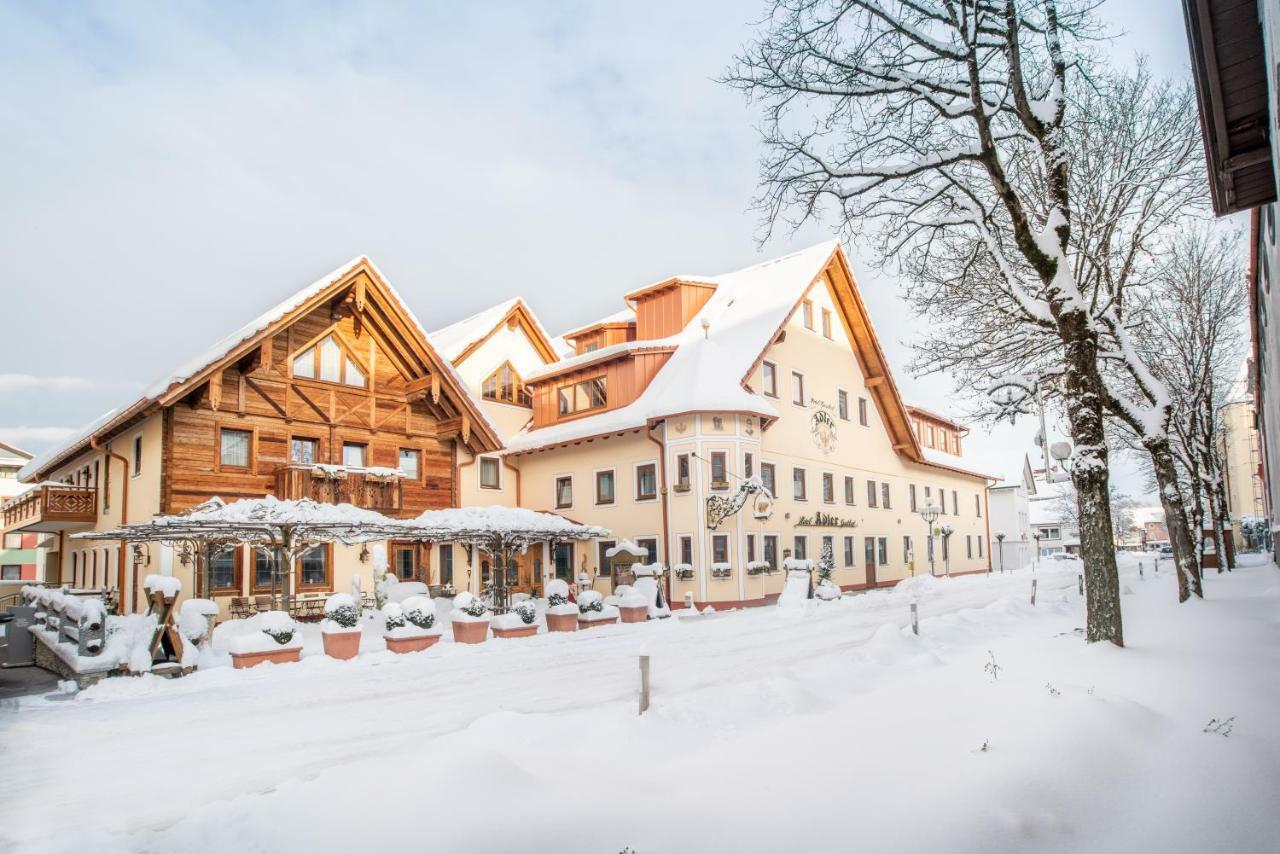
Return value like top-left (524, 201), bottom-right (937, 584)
top-left (639, 654), bottom-right (651, 715)
top-left (910, 602), bottom-right (919, 635)
top-left (1078, 573), bottom-right (1084, 596)
top-left (1139, 561), bottom-right (1144, 578)
top-left (1031, 578), bottom-right (1038, 606)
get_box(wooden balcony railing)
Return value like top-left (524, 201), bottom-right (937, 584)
top-left (272, 465), bottom-right (404, 514)
top-left (2, 484), bottom-right (97, 532)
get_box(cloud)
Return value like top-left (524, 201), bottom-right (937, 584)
top-left (0, 426), bottom-right (78, 446)
top-left (0, 374), bottom-right (91, 391)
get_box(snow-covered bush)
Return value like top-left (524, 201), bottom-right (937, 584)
top-left (401, 596), bottom-right (435, 631)
top-left (513, 599), bottom-right (537, 625)
top-left (578, 590), bottom-right (604, 614)
top-left (450, 591), bottom-right (490, 623)
top-left (178, 598), bottom-right (219, 644)
top-left (817, 541), bottom-right (835, 581)
top-left (383, 602), bottom-right (406, 631)
top-left (323, 593), bottom-right (360, 630)
top-left (815, 579), bottom-right (841, 601)
top-left (546, 578), bottom-right (570, 608)
top-left (746, 560), bottom-right (771, 575)
top-left (259, 611), bottom-right (296, 645)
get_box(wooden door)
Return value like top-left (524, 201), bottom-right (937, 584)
top-left (864, 538), bottom-right (877, 588)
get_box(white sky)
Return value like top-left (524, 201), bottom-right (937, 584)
top-left (0, 1), bottom-right (1200, 497)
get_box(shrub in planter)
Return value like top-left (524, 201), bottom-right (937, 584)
top-left (321, 592), bottom-right (363, 660)
top-left (450, 591), bottom-right (490, 644)
top-left (231, 611), bottom-right (302, 669)
top-left (616, 585), bottom-right (649, 623)
top-left (544, 579), bottom-right (578, 632)
top-left (492, 599), bottom-right (539, 639)
top-left (577, 590), bottom-right (619, 628)
top-left (384, 596), bottom-right (442, 654)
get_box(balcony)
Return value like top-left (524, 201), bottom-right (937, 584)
top-left (272, 464), bottom-right (404, 514)
top-left (2, 484), bottom-right (97, 533)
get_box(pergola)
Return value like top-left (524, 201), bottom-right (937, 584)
top-left (395, 505), bottom-right (609, 612)
top-left (75, 496), bottom-right (409, 609)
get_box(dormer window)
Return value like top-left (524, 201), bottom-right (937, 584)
top-left (292, 335), bottom-right (367, 388)
top-left (482, 361), bottom-right (531, 406)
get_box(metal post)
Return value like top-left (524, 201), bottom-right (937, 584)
top-left (1031, 578), bottom-right (1037, 606)
top-left (1078, 573), bottom-right (1084, 596)
top-left (1139, 561), bottom-right (1144, 578)
top-left (639, 654), bottom-right (651, 715)
top-left (910, 602), bottom-right (919, 635)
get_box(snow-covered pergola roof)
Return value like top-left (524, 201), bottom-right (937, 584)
top-left (73, 496), bottom-right (409, 550)
top-left (397, 505), bottom-right (608, 551)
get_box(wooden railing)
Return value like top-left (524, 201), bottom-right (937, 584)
top-left (2, 485), bottom-right (97, 531)
top-left (272, 465), bottom-right (404, 513)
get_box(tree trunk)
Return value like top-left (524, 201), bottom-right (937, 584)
top-left (1146, 436), bottom-right (1201, 602)
top-left (1060, 311), bottom-right (1124, 646)
top-left (1212, 472), bottom-right (1233, 570)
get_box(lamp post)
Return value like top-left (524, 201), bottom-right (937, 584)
top-left (995, 532), bottom-right (1006, 573)
top-left (940, 523), bottom-right (953, 575)
top-left (918, 501), bottom-right (940, 577)
top-left (1032, 531), bottom-right (1042, 572)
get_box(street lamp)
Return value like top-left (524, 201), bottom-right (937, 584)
top-left (995, 532), bottom-right (1006, 573)
top-left (940, 523), bottom-right (954, 575)
top-left (1032, 531), bottom-right (1042, 572)
top-left (918, 501), bottom-right (941, 577)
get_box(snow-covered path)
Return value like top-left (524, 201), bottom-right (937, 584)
top-left (3, 556), bottom-right (1278, 853)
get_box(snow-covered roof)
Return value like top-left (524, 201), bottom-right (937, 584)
top-left (21, 257), bottom-right (501, 481)
top-left (408, 505), bottom-right (608, 540)
top-left (504, 241), bottom-right (840, 453)
top-left (0, 441), bottom-right (32, 467)
top-left (559, 308), bottom-right (636, 341)
top-left (918, 446), bottom-right (996, 480)
top-left (428, 297), bottom-right (522, 362)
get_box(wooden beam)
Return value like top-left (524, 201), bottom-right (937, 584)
top-left (432, 373), bottom-right (441, 404)
top-left (865, 376), bottom-right (886, 387)
top-left (404, 375), bottom-right (434, 397)
top-left (208, 373), bottom-right (222, 412)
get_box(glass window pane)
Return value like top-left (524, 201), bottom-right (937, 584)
top-left (345, 357), bottom-right (365, 387)
top-left (399, 449), bottom-right (419, 479)
top-left (343, 443), bottom-right (366, 467)
top-left (300, 546), bottom-right (327, 586)
top-left (291, 438), bottom-right (317, 465)
top-left (293, 348), bottom-right (315, 378)
top-left (220, 429), bottom-right (250, 467)
top-left (319, 337), bottom-right (342, 383)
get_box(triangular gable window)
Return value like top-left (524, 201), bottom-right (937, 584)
top-left (482, 361), bottom-right (530, 407)
top-left (292, 335), bottom-right (367, 388)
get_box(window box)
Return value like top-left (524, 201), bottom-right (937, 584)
top-left (673, 564), bottom-right (695, 580)
top-left (746, 561), bottom-right (772, 576)
top-left (673, 482), bottom-right (691, 494)
top-left (711, 563), bottom-right (732, 579)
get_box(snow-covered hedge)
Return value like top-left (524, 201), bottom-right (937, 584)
top-left (577, 590), bottom-right (619, 623)
top-left (383, 602), bottom-right (406, 631)
top-left (513, 599), bottom-right (537, 625)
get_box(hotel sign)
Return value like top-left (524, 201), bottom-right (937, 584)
top-left (795, 512), bottom-right (858, 529)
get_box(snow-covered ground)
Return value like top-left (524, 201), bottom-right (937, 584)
top-left (3, 554), bottom-right (1279, 853)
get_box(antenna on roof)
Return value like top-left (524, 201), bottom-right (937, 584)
top-left (701, 317), bottom-right (711, 339)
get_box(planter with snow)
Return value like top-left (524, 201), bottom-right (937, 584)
top-left (320, 593), bottom-right (362, 659)
top-left (614, 585), bottom-right (648, 623)
top-left (492, 599), bottom-right (539, 639)
top-left (577, 590), bottom-right (619, 628)
top-left (544, 579), bottom-right (578, 632)
top-left (450, 592), bottom-right (491, 644)
top-left (383, 596), bottom-right (442, 654)
top-left (231, 611), bottom-right (302, 669)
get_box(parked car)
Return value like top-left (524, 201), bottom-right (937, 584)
top-left (1159, 545), bottom-right (1173, 557)
top-left (1049, 552), bottom-right (1078, 562)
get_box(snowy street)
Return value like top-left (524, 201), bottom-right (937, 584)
top-left (3, 555), bottom-right (1278, 853)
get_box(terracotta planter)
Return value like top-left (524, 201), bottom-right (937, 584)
top-left (322, 631), bottom-right (361, 660)
top-left (546, 612), bottom-right (579, 632)
top-left (385, 633), bottom-right (441, 654)
top-left (452, 620), bottom-right (490, 644)
top-left (619, 605), bottom-right (648, 624)
top-left (492, 624), bottom-right (538, 639)
top-left (231, 647), bottom-right (301, 669)
top-left (578, 615), bottom-right (619, 629)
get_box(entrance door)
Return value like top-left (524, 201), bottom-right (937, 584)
top-left (864, 538), bottom-right (877, 588)
top-left (553, 542), bottom-right (574, 581)
top-left (515, 543), bottom-right (543, 595)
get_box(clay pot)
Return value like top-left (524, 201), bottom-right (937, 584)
top-left (546, 612), bottom-right (578, 633)
top-left (231, 647), bottom-right (301, 669)
top-left (619, 605), bottom-right (648, 624)
top-left (385, 633), bottom-right (441, 654)
top-left (492, 624), bottom-right (538, 639)
top-left (322, 631), bottom-right (361, 660)
top-left (452, 620), bottom-right (490, 644)
top-left (578, 615), bottom-right (619, 629)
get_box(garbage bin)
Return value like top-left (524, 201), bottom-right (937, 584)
top-left (2, 607), bottom-right (37, 667)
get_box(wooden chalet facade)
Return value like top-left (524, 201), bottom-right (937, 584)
top-left (3, 258), bottom-right (500, 613)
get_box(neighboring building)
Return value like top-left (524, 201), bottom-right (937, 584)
top-left (1218, 359), bottom-right (1267, 547)
top-left (1028, 468), bottom-right (1077, 557)
top-left (0, 442), bottom-right (45, 581)
top-left (2, 241), bottom-right (995, 612)
top-left (988, 455), bottom-right (1036, 570)
top-left (1183, 0), bottom-right (1280, 550)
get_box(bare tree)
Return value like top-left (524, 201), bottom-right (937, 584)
top-left (727, 1), bottom-right (1168, 645)
top-left (1138, 227), bottom-right (1247, 578)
